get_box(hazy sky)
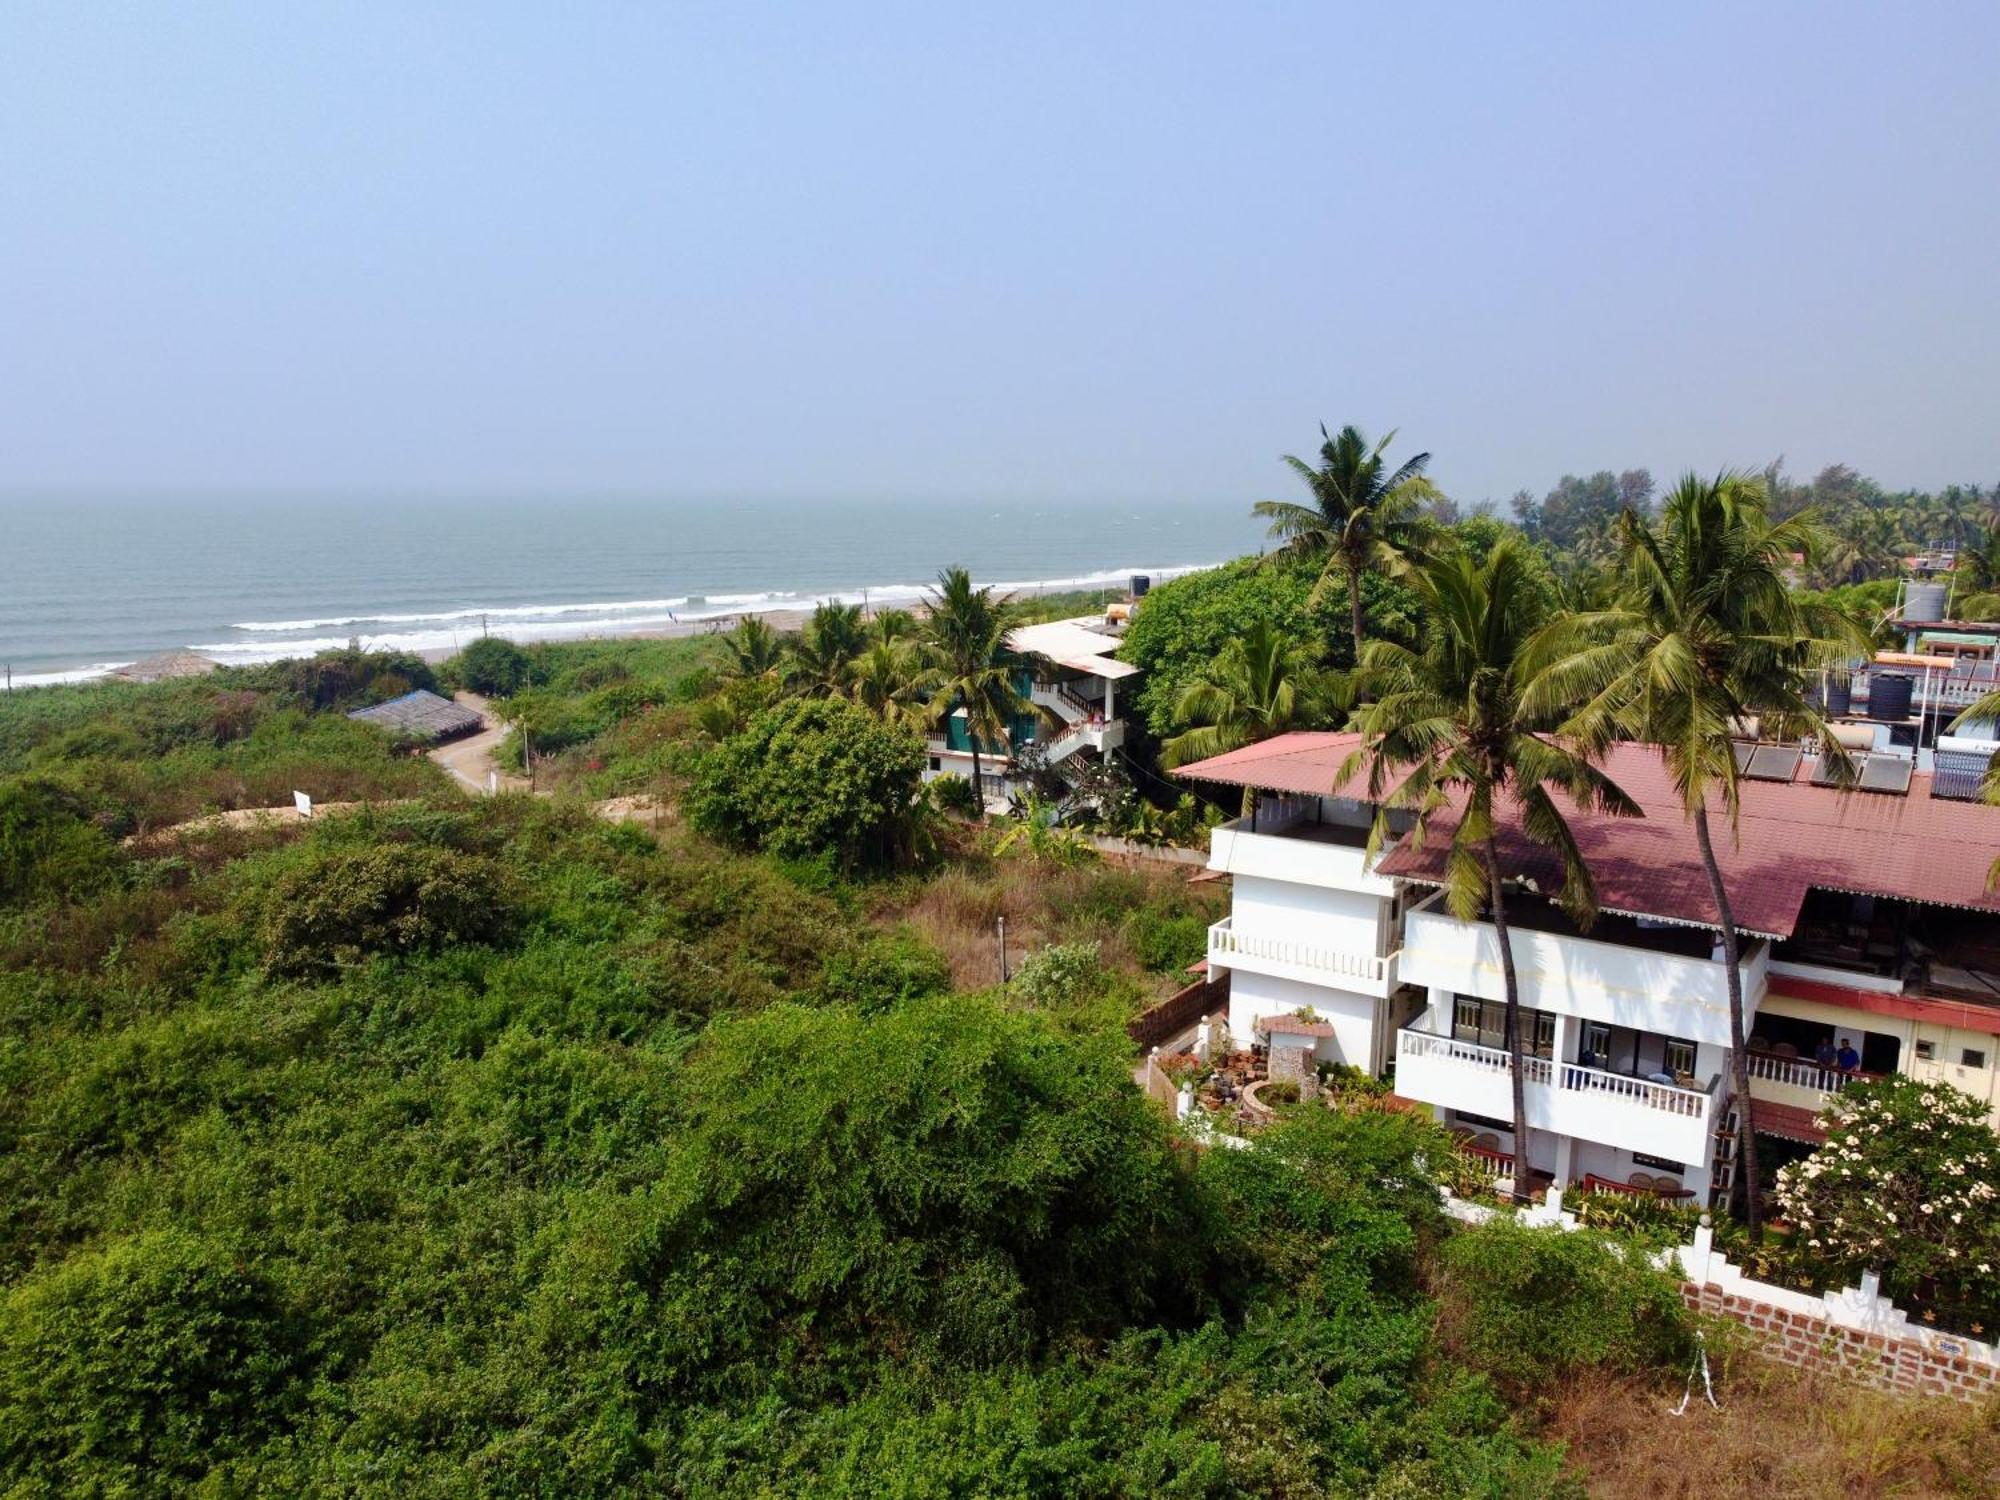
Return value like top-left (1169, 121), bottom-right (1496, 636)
top-left (4, 3), bottom-right (1996, 506)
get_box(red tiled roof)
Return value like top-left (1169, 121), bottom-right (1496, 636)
top-left (1180, 733), bottom-right (2000, 939)
top-left (1750, 1098), bottom-right (1827, 1145)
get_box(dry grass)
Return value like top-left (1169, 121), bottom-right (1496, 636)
top-left (1544, 1357), bottom-right (2000, 1499)
top-left (884, 855), bottom-right (1222, 995)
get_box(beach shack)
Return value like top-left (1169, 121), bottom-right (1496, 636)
top-left (347, 689), bottom-right (483, 745)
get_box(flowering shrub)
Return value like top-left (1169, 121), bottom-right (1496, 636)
top-left (1775, 1075), bottom-right (2000, 1323)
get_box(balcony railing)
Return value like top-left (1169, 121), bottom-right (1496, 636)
top-left (1207, 917), bottom-right (1395, 986)
top-left (1745, 1050), bottom-right (1880, 1094)
top-left (1397, 1026), bottom-right (1716, 1119)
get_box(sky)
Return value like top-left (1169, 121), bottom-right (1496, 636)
top-left (3, 2), bottom-right (1996, 507)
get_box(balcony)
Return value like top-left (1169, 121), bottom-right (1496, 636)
top-left (1399, 894), bottom-right (1767, 1046)
top-left (1395, 1025), bottom-right (1721, 1164)
top-left (1744, 1048), bottom-right (1882, 1112)
top-left (1205, 803), bottom-right (1397, 897)
top-left (1206, 916), bottom-right (1399, 998)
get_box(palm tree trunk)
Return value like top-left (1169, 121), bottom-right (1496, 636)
top-left (969, 740), bottom-right (985, 823)
top-left (1484, 836), bottom-right (1531, 1205)
top-left (1347, 569), bottom-right (1367, 663)
top-left (1693, 803), bottom-right (1761, 1237)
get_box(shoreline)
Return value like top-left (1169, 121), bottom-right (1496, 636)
top-left (3, 572), bottom-right (1189, 691)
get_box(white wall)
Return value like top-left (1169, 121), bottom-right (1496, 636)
top-left (1230, 874), bottom-right (1387, 957)
top-left (1229, 969), bottom-right (1377, 1064)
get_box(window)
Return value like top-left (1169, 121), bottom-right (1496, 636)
top-left (1580, 1022), bottom-right (1611, 1064)
top-left (1452, 996), bottom-right (1483, 1044)
top-left (1632, 1151), bottom-right (1685, 1174)
top-left (928, 756), bottom-right (941, 772)
top-left (1915, 1039), bottom-right (1937, 1061)
top-left (1664, 1037), bottom-right (1696, 1077)
top-left (1962, 1048), bottom-right (1988, 1070)
top-left (1533, 1012), bottom-right (1556, 1059)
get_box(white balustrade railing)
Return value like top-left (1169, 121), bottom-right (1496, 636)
top-left (1207, 918), bottom-right (1393, 985)
top-left (1397, 1027), bottom-right (1713, 1118)
top-left (1745, 1050), bottom-right (1875, 1094)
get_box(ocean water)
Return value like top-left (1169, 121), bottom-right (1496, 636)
top-left (0, 494), bottom-right (1264, 686)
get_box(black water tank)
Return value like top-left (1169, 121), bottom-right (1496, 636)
top-left (1130, 574), bottom-right (1151, 597)
top-left (1869, 672), bottom-right (1914, 721)
top-left (1825, 676), bottom-right (1852, 716)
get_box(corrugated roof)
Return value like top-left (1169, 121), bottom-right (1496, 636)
top-left (1175, 731), bottom-right (2000, 938)
top-left (1005, 618), bottom-right (1140, 680)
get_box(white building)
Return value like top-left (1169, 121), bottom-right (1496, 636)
top-left (1177, 731), bottom-right (2000, 1206)
top-left (923, 612), bottom-right (1135, 807)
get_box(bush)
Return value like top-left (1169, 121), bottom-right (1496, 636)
top-left (686, 697), bottom-right (925, 872)
top-left (814, 930), bottom-right (953, 1012)
top-left (1126, 904), bottom-right (1208, 973)
top-left (1012, 940), bottom-right (1108, 1009)
top-left (1775, 1074), bottom-right (2000, 1321)
top-left (250, 842), bottom-right (515, 973)
top-left (452, 636), bottom-right (534, 697)
top-left (0, 777), bottom-right (122, 906)
top-left (929, 772), bottom-right (980, 818)
top-left (0, 1229), bottom-right (293, 1492)
top-left (251, 648), bottom-right (438, 710)
top-left (1436, 1217), bottom-right (1693, 1395)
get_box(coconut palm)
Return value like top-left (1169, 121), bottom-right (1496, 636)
top-left (846, 639), bottom-right (930, 730)
top-left (1252, 423), bottom-right (1441, 659)
top-left (786, 602), bottom-right (868, 696)
top-left (923, 567), bottom-right (1034, 820)
top-left (1524, 472), bottom-right (1865, 1234)
top-left (1347, 539), bottom-right (1638, 1202)
top-left (722, 617), bottom-right (784, 681)
top-left (1159, 620), bottom-right (1339, 799)
top-left (868, 608), bottom-right (920, 646)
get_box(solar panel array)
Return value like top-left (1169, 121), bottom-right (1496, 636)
top-left (1744, 744), bottom-right (1803, 782)
top-left (1932, 749), bottom-right (1993, 802)
top-left (1858, 756), bottom-right (1914, 795)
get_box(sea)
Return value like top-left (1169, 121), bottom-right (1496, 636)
top-left (0, 494), bottom-right (1265, 687)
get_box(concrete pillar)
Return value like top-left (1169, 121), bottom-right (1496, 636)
top-left (1552, 1133), bottom-right (1577, 1189)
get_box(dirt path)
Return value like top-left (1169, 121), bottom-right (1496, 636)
top-left (428, 692), bottom-right (531, 795)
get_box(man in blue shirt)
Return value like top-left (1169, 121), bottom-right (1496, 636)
top-left (1836, 1038), bottom-right (1862, 1075)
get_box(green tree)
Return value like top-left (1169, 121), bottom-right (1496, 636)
top-left (1350, 540), bottom-right (1637, 1197)
top-left (687, 696), bottom-right (925, 869)
top-left (1159, 620), bottom-right (1340, 784)
top-left (1775, 1075), bottom-right (2000, 1322)
top-left (1526, 472), bottom-right (1864, 1234)
top-left (453, 635), bottom-right (533, 696)
top-left (845, 638), bottom-right (931, 731)
top-left (786, 602), bottom-right (868, 696)
top-left (722, 616), bottom-right (785, 680)
top-left (922, 567), bottom-right (1034, 820)
top-left (1253, 423), bottom-right (1440, 657)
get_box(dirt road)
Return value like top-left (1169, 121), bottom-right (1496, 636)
top-left (428, 692), bottom-right (530, 795)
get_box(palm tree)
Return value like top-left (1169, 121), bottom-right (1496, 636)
top-left (786, 602), bottom-right (867, 696)
top-left (846, 639), bottom-right (930, 730)
top-left (1348, 540), bottom-right (1638, 1202)
top-left (1253, 423), bottom-right (1441, 659)
top-left (722, 617), bottom-right (784, 680)
top-left (1159, 621), bottom-right (1339, 801)
top-left (923, 567), bottom-right (1033, 820)
top-left (1525, 472), bottom-right (1864, 1234)
top-left (868, 608), bottom-right (920, 646)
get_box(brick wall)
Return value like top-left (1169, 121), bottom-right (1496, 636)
top-left (1128, 971), bottom-right (1230, 1051)
top-left (1682, 1282), bottom-right (2000, 1402)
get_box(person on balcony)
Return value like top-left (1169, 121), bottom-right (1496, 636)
top-left (1836, 1038), bottom-right (1862, 1075)
top-left (1813, 1035), bottom-right (1839, 1076)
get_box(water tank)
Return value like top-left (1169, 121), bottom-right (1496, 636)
top-left (1904, 582), bottom-right (1948, 622)
top-left (1130, 574), bottom-right (1151, 598)
top-left (1869, 672), bottom-right (1914, 722)
top-left (1825, 675), bottom-right (1852, 716)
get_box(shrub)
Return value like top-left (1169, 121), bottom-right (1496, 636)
top-left (250, 842), bottom-right (514, 973)
top-left (814, 930), bottom-right (953, 1012)
top-left (1126, 905), bottom-right (1207, 973)
top-left (452, 636), bottom-right (534, 697)
top-left (1261, 1079), bottom-right (1301, 1105)
top-left (929, 772), bottom-right (980, 818)
top-left (1436, 1218), bottom-right (1693, 1395)
top-left (1775, 1074), bottom-right (2000, 1321)
top-left (0, 777), bottom-right (121, 906)
top-left (253, 648), bottom-right (439, 710)
top-left (1013, 940), bottom-right (1107, 1009)
top-left (0, 1229), bottom-right (293, 1492)
top-left (686, 697), bottom-right (925, 871)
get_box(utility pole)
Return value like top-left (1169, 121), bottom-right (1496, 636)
top-left (997, 915), bottom-right (1009, 991)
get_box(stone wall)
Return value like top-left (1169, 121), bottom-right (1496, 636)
top-left (1682, 1281), bottom-right (1999, 1402)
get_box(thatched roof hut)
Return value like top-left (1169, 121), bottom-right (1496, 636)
top-left (111, 650), bottom-right (219, 683)
top-left (346, 689), bottom-right (483, 744)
